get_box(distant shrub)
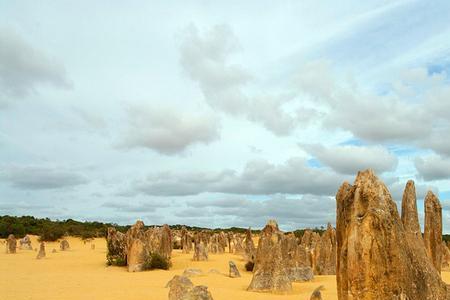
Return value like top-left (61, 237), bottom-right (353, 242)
top-left (39, 224), bottom-right (65, 241)
top-left (143, 253), bottom-right (170, 270)
top-left (245, 261), bottom-right (254, 272)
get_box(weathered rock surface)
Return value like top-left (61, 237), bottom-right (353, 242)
top-left (36, 242), bottom-right (46, 259)
top-left (182, 268), bottom-right (204, 277)
top-left (286, 266), bottom-right (314, 282)
top-left (60, 239), bottom-right (70, 251)
top-left (244, 228), bottom-right (256, 263)
top-left (247, 220), bottom-right (292, 293)
top-left (193, 242), bottom-right (208, 261)
top-left (229, 261), bottom-right (240, 278)
top-left (336, 169), bottom-right (450, 300)
top-left (314, 223), bottom-right (336, 275)
top-left (6, 234), bottom-right (17, 254)
top-left (310, 286), bottom-right (324, 300)
top-left (424, 191), bottom-right (443, 273)
top-left (19, 235), bottom-right (33, 250)
top-left (401, 180), bottom-right (423, 242)
top-left (181, 227), bottom-right (192, 254)
top-left (166, 275), bottom-right (213, 300)
top-left (442, 242), bottom-right (450, 270)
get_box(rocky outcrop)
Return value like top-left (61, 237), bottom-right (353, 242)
top-left (229, 261), bottom-right (240, 278)
top-left (166, 275), bottom-right (213, 300)
top-left (19, 235), bottom-right (33, 250)
top-left (60, 239), bottom-right (70, 251)
top-left (106, 227), bottom-right (127, 266)
top-left (401, 180), bottom-right (423, 242)
top-left (247, 220), bottom-right (292, 294)
top-left (424, 191), bottom-right (443, 273)
top-left (244, 228), bottom-right (256, 263)
top-left (181, 227), bottom-right (192, 254)
top-left (442, 242), bottom-right (450, 270)
top-left (193, 241), bottom-right (208, 261)
top-left (314, 223), bottom-right (336, 275)
top-left (6, 234), bottom-right (17, 254)
top-left (36, 242), bottom-right (46, 259)
top-left (336, 169), bottom-right (450, 300)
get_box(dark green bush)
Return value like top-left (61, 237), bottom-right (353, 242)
top-left (39, 224), bottom-right (65, 241)
top-left (143, 253), bottom-right (170, 270)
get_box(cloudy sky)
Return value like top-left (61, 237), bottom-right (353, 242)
top-left (1, 1), bottom-right (450, 231)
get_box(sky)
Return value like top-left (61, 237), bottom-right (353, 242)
top-left (1, 0), bottom-right (450, 231)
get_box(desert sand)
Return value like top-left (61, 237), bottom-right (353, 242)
top-left (2, 235), bottom-right (450, 300)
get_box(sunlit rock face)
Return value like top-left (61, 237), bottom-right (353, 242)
top-left (247, 219), bottom-right (292, 294)
top-left (336, 169), bottom-right (450, 300)
top-left (424, 191), bottom-right (443, 274)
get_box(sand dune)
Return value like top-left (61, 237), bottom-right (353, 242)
top-left (2, 235), bottom-right (450, 300)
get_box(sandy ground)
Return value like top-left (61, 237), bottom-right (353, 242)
top-left (1, 236), bottom-right (450, 300)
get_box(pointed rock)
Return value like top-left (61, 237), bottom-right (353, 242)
top-left (247, 219), bottom-right (292, 294)
top-left (401, 180), bottom-right (423, 242)
top-left (6, 234), bottom-right (17, 254)
top-left (424, 191), bottom-right (443, 273)
top-left (36, 242), bottom-right (46, 259)
top-left (336, 170), bottom-right (449, 300)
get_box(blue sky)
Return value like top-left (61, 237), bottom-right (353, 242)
top-left (1, 0), bottom-right (450, 231)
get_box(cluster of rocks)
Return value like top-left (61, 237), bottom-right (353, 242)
top-left (336, 170), bottom-right (449, 299)
top-left (106, 220), bottom-right (173, 272)
top-left (166, 275), bottom-right (213, 300)
top-left (247, 220), bottom-right (315, 294)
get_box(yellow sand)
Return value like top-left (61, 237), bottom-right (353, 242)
top-left (1, 236), bottom-right (450, 300)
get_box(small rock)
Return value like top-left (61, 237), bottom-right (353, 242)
top-left (166, 275), bottom-right (214, 300)
top-left (182, 268), bottom-right (204, 277)
top-left (310, 285), bottom-right (324, 300)
top-left (228, 261), bottom-right (241, 278)
top-left (36, 242), bottom-right (46, 259)
top-left (60, 239), bottom-right (70, 251)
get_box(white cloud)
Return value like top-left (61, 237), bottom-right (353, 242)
top-left (303, 144), bottom-right (398, 175)
top-left (415, 154), bottom-right (450, 181)
top-left (118, 104), bottom-right (220, 155)
top-left (129, 157), bottom-right (349, 196)
top-left (0, 165), bottom-right (88, 190)
top-left (179, 24), bottom-right (301, 135)
top-left (0, 28), bottom-right (71, 107)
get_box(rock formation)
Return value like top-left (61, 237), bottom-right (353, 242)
top-left (247, 220), bottom-right (292, 294)
top-left (336, 169), bottom-right (450, 300)
top-left (60, 239), bottom-right (70, 251)
top-left (106, 227), bottom-right (127, 266)
top-left (6, 234), bottom-right (17, 254)
top-left (19, 235), bottom-right (33, 250)
top-left (424, 191), bottom-right (443, 273)
top-left (314, 223), bottom-right (336, 275)
top-left (193, 241), bottom-right (208, 261)
top-left (310, 286), bottom-right (324, 300)
top-left (181, 226), bottom-right (192, 254)
top-left (36, 242), bottom-right (46, 259)
top-left (401, 180), bottom-right (423, 242)
top-left (166, 275), bottom-right (213, 300)
top-left (233, 234), bottom-right (245, 254)
top-left (244, 228), bottom-right (256, 263)
top-left (121, 221), bottom-right (173, 272)
top-left (442, 242), bottom-right (450, 270)
top-left (229, 261), bottom-right (241, 278)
